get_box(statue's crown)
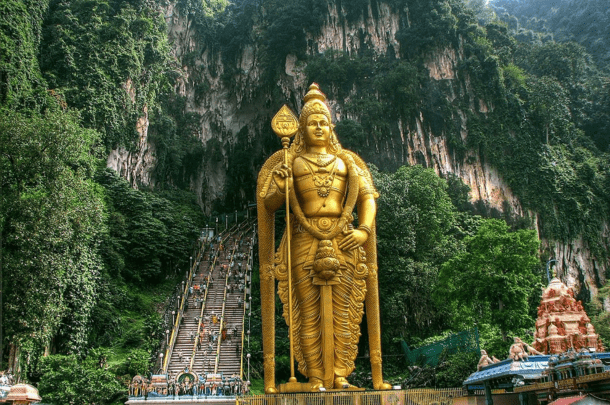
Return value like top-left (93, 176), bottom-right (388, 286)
top-left (303, 83), bottom-right (327, 103)
top-left (300, 83), bottom-right (331, 125)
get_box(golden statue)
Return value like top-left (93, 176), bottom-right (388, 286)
top-left (257, 83), bottom-right (392, 393)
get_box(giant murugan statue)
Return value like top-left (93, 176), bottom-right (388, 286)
top-left (257, 83), bottom-right (392, 393)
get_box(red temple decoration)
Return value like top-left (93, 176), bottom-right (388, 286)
top-left (533, 276), bottom-right (605, 354)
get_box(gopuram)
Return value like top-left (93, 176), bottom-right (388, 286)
top-left (464, 275), bottom-right (610, 405)
top-left (532, 276), bottom-right (604, 354)
top-left (256, 83), bottom-right (392, 393)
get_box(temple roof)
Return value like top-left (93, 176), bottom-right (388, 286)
top-left (464, 355), bottom-right (550, 386)
top-left (464, 352), bottom-right (610, 389)
top-left (548, 395), bottom-right (610, 405)
top-left (4, 383), bottom-right (42, 402)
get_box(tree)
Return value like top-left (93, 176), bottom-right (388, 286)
top-left (40, 0), bottom-right (172, 150)
top-left (437, 219), bottom-right (541, 341)
top-left (0, 107), bottom-right (105, 360)
top-left (37, 349), bottom-right (125, 405)
top-left (372, 165), bottom-right (457, 343)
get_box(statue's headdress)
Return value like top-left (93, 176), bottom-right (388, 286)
top-left (294, 83), bottom-right (340, 154)
top-left (299, 83), bottom-right (332, 128)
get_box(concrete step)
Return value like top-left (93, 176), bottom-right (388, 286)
top-left (165, 227), bottom-right (254, 379)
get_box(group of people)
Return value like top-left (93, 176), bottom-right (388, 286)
top-left (183, 229), bottom-right (252, 370)
top-left (128, 374), bottom-right (249, 398)
top-left (149, 223), bottom-right (255, 400)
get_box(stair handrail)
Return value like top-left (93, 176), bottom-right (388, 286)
top-left (190, 219), bottom-right (251, 372)
top-left (162, 219), bottom-right (249, 375)
top-left (239, 229), bottom-right (255, 382)
top-left (162, 238), bottom-right (206, 373)
top-left (214, 231), bottom-right (242, 373)
top-left (188, 238), bottom-right (226, 371)
top-left (188, 255), bottom-right (214, 371)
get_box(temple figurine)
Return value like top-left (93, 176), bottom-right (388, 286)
top-left (509, 337), bottom-right (542, 361)
top-left (477, 350), bottom-right (500, 371)
top-left (257, 84), bottom-right (391, 393)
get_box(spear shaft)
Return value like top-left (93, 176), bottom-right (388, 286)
top-left (281, 137), bottom-right (297, 382)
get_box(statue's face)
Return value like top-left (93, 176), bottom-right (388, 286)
top-left (304, 113), bottom-right (331, 147)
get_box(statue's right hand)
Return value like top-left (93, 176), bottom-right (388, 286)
top-left (272, 164), bottom-right (293, 192)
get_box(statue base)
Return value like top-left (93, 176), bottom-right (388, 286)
top-left (277, 381), bottom-right (366, 393)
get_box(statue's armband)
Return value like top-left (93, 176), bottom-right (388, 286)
top-left (357, 167), bottom-right (377, 202)
top-left (263, 165), bottom-right (285, 211)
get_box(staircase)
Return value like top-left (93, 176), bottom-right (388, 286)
top-left (165, 222), bottom-right (255, 382)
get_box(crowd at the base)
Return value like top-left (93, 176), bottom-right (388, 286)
top-left (129, 373), bottom-right (249, 399)
top-left (169, 234), bottom-right (253, 374)
top-left (128, 228), bottom-right (255, 400)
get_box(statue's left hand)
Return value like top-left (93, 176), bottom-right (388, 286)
top-left (338, 229), bottom-right (368, 251)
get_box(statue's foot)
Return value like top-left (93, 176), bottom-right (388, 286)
top-left (277, 378), bottom-right (322, 393)
top-left (334, 377), bottom-right (360, 390)
top-left (265, 386), bottom-right (278, 394)
top-left (308, 377), bottom-right (323, 392)
top-left (373, 382), bottom-right (393, 390)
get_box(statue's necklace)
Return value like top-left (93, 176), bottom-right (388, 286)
top-left (288, 151), bottom-right (360, 241)
top-left (303, 159), bottom-right (337, 197)
top-left (302, 153), bottom-right (336, 167)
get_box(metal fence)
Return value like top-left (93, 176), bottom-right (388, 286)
top-left (238, 388), bottom-right (465, 405)
top-left (402, 329), bottom-right (480, 367)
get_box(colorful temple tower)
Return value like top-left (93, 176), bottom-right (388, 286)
top-left (532, 276), bottom-right (604, 355)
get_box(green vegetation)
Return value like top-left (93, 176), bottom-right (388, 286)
top-left (40, 0), bottom-right (172, 150)
top-left (438, 219), bottom-right (541, 343)
top-left (587, 285), bottom-right (610, 346)
top-left (298, 0), bottom-right (610, 265)
top-left (38, 349), bottom-right (126, 405)
top-left (0, 104), bottom-right (201, 401)
top-left (0, 1), bottom-right (202, 402)
top-left (370, 165), bottom-right (542, 385)
top-left (491, 0), bottom-right (610, 72)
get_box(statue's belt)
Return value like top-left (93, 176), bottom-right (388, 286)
top-left (292, 216), bottom-right (344, 234)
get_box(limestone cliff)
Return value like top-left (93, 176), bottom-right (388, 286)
top-left (115, 0), bottom-right (607, 299)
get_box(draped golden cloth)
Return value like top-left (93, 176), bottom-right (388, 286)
top-left (274, 216), bottom-right (369, 385)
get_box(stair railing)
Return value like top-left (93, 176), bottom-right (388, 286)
top-left (188, 253), bottom-right (214, 371)
top-left (187, 223), bottom-right (234, 371)
top-left (214, 232), bottom-right (241, 373)
top-left (162, 237), bottom-right (206, 374)
top-left (239, 230), bottom-right (255, 382)
top-left (185, 232), bottom-right (229, 371)
top-left (189, 219), bottom-right (248, 372)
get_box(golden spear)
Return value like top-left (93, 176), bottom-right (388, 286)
top-left (271, 105), bottom-right (299, 383)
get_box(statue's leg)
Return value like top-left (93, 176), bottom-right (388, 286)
top-left (332, 246), bottom-right (365, 390)
top-left (332, 278), bottom-right (358, 389)
top-left (294, 264), bottom-right (324, 385)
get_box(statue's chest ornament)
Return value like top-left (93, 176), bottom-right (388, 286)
top-left (302, 156), bottom-right (337, 198)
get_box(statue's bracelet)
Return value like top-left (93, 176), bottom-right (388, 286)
top-left (358, 224), bottom-right (372, 235)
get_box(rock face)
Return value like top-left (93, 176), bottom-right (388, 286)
top-left (313, 2), bottom-right (400, 56)
top-left (106, 105), bottom-right (156, 189)
top-left (109, 0), bottom-right (607, 300)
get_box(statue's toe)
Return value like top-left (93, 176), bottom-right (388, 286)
top-left (308, 378), bottom-right (324, 391)
top-left (334, 377), bottom-right (359, 390)
top-left (374, 382), bottom-right (393, 390)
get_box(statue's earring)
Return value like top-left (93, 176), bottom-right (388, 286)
top-left (329, 130), bottom-right (340, 153)
top-left (294, 132), bottom-right (304, 153)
